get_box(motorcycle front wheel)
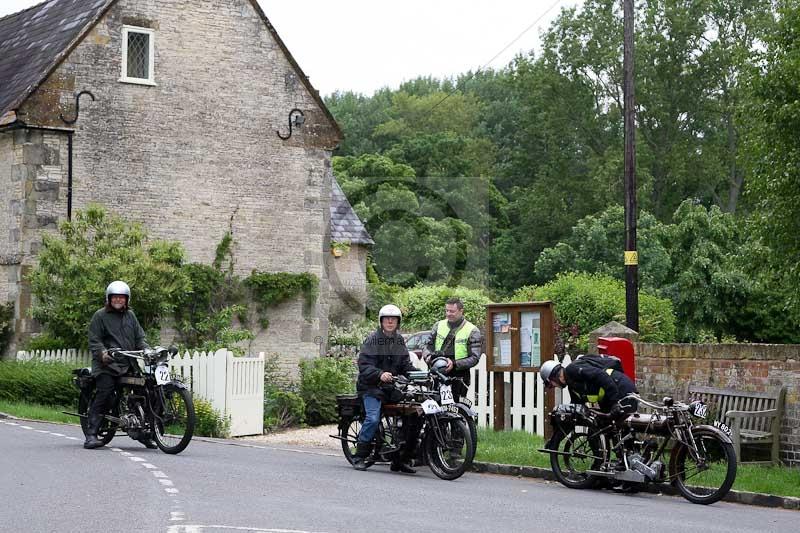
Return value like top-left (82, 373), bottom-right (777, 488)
top-left (549, 429), bottom-right (604, 489)
top-left (151, 385), bottom-right (195, 454)
top-left (671, 428), bottom-right (737, 505)
top-left (78, 389), bottom-right (117, 445)
top-left (454, 404), bottom-right (478, 467)
top-left (425, 417), bottom-right (474, 480)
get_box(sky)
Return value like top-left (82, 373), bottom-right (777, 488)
top-left (0, 0), bottom-right (581, 96)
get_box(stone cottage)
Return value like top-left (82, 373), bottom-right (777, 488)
top-left (328, 177), bottom-right (373, 325)
top-left (0, 0), bottom-right (369, 365)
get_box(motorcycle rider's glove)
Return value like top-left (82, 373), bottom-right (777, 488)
top-left (101, 351), bottom-right (114, 365)
top-left (609, 403), bottom-right (623, 418)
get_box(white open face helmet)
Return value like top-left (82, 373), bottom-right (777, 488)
top-left (105, 280), bottom-right (131, 304)
top-left (378, 304), bottom-right (402, 324)
top-left (539, 360), bottom-right (562, 388)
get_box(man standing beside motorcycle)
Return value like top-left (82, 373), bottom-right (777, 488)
top-left (352, 304), bottom-right (419, 473)
top-left (84, 281), bottom-right (153, 450)
top-left (423, 297), bottom-right (483, 398)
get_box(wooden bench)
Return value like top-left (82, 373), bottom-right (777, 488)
top-left (687, 385), bottom-right (787, 464)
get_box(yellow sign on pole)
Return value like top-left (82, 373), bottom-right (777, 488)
top-left (624, 251), bottom-right (638, 265)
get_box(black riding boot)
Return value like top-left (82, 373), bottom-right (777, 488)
top-left (83, 412), bottom-right (105, 449)
top-left (137, 432), bottom-right (158, 449)
top-left (352, 442), bottom-right (372, 471)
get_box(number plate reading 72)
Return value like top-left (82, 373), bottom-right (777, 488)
top-left (155, 364), bottom-right (171, 385)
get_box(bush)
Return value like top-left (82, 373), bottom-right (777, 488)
top-left (192, 396), bottom-right (230, 438)
top-left (0, 361), bottom-right (78, 407)
top-left (28, 204), bottom-right (189, 347)
top-left (512, 273), bottom-right (676, 349)
top-left (264, 389), bottom-right (306, 431)
top-left (299, 356), bottom-right (356, 426)
top-left (394, 284), bottom-right (493, 331)
top-left (0, 302), bottom-right (13, 356)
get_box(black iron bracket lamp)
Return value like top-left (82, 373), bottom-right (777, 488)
top-left (277, 108), bottom-right (305, 140)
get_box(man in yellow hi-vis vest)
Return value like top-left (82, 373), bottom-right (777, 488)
top-left (423, 297), bottom-right (483, 393)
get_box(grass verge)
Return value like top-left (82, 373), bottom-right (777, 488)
top-left (0, 400), bottom-right (77, 424)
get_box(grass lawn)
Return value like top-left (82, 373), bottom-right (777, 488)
top-left (474, 427), bottom-right (800, 499)
top-left (0, 400), bottom-right (77, 425)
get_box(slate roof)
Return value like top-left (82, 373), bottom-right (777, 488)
top-left (331, 176), bottom-right (373, 245)
top-left (0, 0), bottom-right (342, 141)
top-left (0, 0), bottom-right (113, 119)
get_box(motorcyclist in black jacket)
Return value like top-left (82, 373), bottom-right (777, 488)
top-left (84, 281), bottom-right (153, 450)
top-left (352, 304), bottom-right (418, 473)
top-left (539, 356), bottom-right (638, 418)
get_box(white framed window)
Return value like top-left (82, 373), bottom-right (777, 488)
top-left (120, 25), bottom-right (156, 85)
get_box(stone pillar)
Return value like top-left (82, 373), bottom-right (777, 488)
top-left (588, 321), bottom-right (639, 354)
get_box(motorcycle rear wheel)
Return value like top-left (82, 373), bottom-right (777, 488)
top-left (151, 386), bottom-right (195, 455)
top-left (454, 403), bottom-right (478, 467)
top-left (672, 429), bottom-right (737, 505)
top-left (340, 417), bottom-right (375, 468)
top-left (426, 417), bottom-right (473, 481)
top-left (78, 389), bottom-right (117, 445)
top-left (549, 429), bottom-right (603, 489)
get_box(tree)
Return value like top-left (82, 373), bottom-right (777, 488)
top-left (534, 205), bottom-right (671, 289)
top-left (28, 205), bottom-right (189, 347)
top-left (745, 0), bottom-right (800, 316)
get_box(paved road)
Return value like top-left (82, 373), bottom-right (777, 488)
top-left (1, 419), bottom-right (796, 533)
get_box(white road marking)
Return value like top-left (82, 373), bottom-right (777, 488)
top-left (169, 511), bottom-right (186, 521)
top-left (65, 436), bottom-right (80, 441)
top-left (153, 471), bottom-right (168, 478)
top-left (142, 463), bottom-right (158, 469)
top-left (20, 425), bottom-right (33, 429)
top-left (119, 451), bottom-right (133, 456)
top-left (159, 479), bottom-right (174, 486)
top-left (111, 447), bottom-right (123, 452)
top-left (6, 422), bottom-right (18, 425)
top-left (166, 526), bottom-right (328, 532)
top-left (165, 488), bottom-right (179, 494)
top-left (36, 430), bottom-right (49, 433)
top-left (49, 432), bottom-right (65, 437)
top-left (129, 457), bottom-right (146, 462)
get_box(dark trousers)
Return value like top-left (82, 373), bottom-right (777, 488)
top-left (88, 373), bottom-right (118, 432)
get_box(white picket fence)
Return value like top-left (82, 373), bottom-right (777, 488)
top-left (16, 348), bottom-right (264, 437)
top-left (465, 356), bottom-right (548, 436)
top-left (411, 351), bottom-right (554, 436)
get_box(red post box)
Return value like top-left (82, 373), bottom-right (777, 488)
top-left (597, 336), bottom-right (636, 381)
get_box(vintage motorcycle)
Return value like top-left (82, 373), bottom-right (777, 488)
top-left (541, 393), bottom-right (737, 505)
top-left (427, 357), bottom-right (478, 466)
top-left (67, 346), bottom-right (196, 454)
top-left (333, 372), bottom-right (474, 480)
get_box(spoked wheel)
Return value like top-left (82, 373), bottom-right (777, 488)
top-left (341, 417), bottom-right (374, 468)
top-left (151, 385), bottom-right (195, 454)
top-left (671, 429), bottom-right (737, 505)
top-left (78, 389), bottom-right (117, 445)
top-left (455, 404), bottom-right (478, 468)
top-left (549, 429), bottom-right (604, 489)
top-left (426, 417), bottom-right (474, 480)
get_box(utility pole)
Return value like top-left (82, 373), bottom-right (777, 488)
top-left (623, 0), bottom-right (639, 332)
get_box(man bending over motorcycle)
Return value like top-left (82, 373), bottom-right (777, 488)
top-left (539, 356), bottom-right (638, 419)
top-left (352, 304), bottom-right (419, 473)
top-left (84, 281), bottom-right (153, 450)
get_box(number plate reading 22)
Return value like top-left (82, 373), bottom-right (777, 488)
top-left (155, 365), bottom-right (171, 385)
top-left (439, 384), bottom-right (454, 405)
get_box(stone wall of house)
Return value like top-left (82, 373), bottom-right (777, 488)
top-left (8, 0), bottom-right (341, 360)
top-left (635, 342), bottom-right (800, 466)
top-left (328, 244), bottom-right (368, 326)
top-left (0, 129), bottom-right (70, 352)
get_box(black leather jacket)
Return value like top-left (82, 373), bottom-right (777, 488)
top-left (356, 328), bottom-right (416, 401)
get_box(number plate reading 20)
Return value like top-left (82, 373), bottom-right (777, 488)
top-left (439, 384), bottom-right (454, 405)
top-left (155, 365), bottom-right (171, 385)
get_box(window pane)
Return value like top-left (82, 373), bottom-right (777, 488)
top-left (127, 32), bottom-right (149, 79)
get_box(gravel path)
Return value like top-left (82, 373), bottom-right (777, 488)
top-left (237, 424), bottom-right (341, 450)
